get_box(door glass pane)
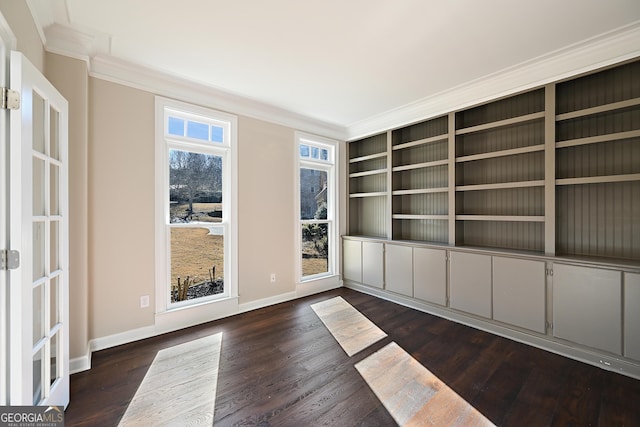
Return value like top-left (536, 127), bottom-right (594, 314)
top-left (50, 275), bottom-right (59, 326)
top-left (50, 332), bottom-right (59, 386)
top-left (33, 91), bottom-right (45, 154)
top-left (170, 227), bottom-right (224, 303)
top-left (50, 106), bottom-right (60, 160)
top-left (301, 223), bottom-right (329, 276)
top-left (33, 158), bottom-right (45, 216)
top-left (33, 283), bottom-right (44, 346)
top-left (33, 346), bottom-right (44, 405)
top-left (33, 222), bottom-right (45, 280)
top-left (50, 163), bottom-right (59, 215)
top-left (168, 149), bottom-right (223, 223)
top-left (50, 220), bottom-right (59, 272)
top-left (300, 168), bottom-right (328, 220)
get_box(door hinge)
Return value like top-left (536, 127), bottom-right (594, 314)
top-left (545, 268), bottom-right (554, 277)
top-left (0, 249), bottom-right (20, 270)
top-left (546, 321), bottom-right (553, 330)
top-left (1, 87), bottom-right (20, 110)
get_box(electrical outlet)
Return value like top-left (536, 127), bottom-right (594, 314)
top-left (270, 273), bottom-right (276, 283)
top-left (140, 295), bottom-right (150, 308)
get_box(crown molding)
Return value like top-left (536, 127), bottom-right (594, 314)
top-left (346, 21), bottom-right (640, 140)
top-left (88, 54), bottom-right (347, 140)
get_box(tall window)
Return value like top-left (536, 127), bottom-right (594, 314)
top-left (297, 133), bottom-right (337, 281)
top-left (156, 98), bottom-right (237, 310)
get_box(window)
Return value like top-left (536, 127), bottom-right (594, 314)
top-left (155, 98), bottom-right (237, 312)
top-left (297, 133), bottom-right (337, 281)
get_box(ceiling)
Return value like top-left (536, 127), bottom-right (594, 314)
top-left (27, 0), bottom-right (640, 137)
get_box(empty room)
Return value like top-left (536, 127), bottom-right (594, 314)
top-left (1, 1), bottom-right (639, 425)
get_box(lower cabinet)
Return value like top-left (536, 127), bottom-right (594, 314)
top-left (385, 244), bottom-right (413, 297)
top-left (553, 263), bottom-right (622, 355)
top-left (413, 247), bottom-right (447, 306)
top-left (342, 239), bottom-right (362, 283)
top-left (362, 241), bottom-right (384, 288)
top-left (624, 272), bottom-right (640, 361)
top-left (449, 251), bottom-right (492, 318)
top-left (492, 256), bottom-right (546, 334)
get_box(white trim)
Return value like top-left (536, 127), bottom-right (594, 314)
top-left (69, 350), bottom-right (91, 375)
top-left (347, 21), bottom-right (640, 140)
top-left (345, 281), bottom-right (640, 380)
top-left (91, 55), bottom-right (346, 140)
top-left (154, 96), bottom-right (238, 316)
top-left (238, 292), bottom-right (298, 314)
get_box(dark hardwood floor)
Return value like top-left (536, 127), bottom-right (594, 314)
top-left (65, 288), bottom-right (640, 426)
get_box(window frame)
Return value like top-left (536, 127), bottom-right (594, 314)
top-left (296, 132), bottom-right (338, 283)
top-left (155, 97), bottom-right (238, 316)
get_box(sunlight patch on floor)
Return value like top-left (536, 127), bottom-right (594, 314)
top-left (356, 342), bottom-right (495, 426)
top-left (311, 296), bottom-right (387, 356)
top-left (118, 332), bottom-right (222, 426)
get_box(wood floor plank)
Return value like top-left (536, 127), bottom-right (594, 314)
top-left (64, 288), bottom-right (640, 427)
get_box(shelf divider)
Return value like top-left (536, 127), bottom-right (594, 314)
top-left (455, 111), bottom-right (545, 136)
top-left (455, 144), bottom-right (544, 163)
top-left (556, 97), bottom-right (640, 121)
top-left (556, 174), bottom-right (640, 186)
top-left (456, 180), bottom-right (545, 192)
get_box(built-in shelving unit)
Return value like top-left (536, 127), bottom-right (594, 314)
top-left (348, 132), bottom-right (388, 237)
top-left (454, 88), bottom-right (546, 252)
top-left (345, 58), bottom-right (640, 261)
top-left (343, 58), bottom-right (640, 380)
top-left (555, 60), bottom-right (640, 261)
top-left (391, 115), bottom-right (449, 242)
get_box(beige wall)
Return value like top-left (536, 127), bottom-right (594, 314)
top-left (238, 117), bottom-right (297, 304)
top-left (45, 53), bottom-right (90, 360)
top-left (0, 0), bottom-right (43, 71)
top-left (88, 78), bottom-right (156, 339)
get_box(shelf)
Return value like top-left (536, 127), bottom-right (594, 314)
top-left (349, 192), bottom-right (387, 198)
top-left (556, 97), bottom-right (640, 121)
top-left (455, 112), bottom-right (545, 136)
top-left (392, 159), bottom-right (448, 172)
top-left (456, 144), bottom-right (544, 163)
top-left (392, 187), bottom-right (449, 195)
top-left (555, 129), bottom-right (640, 149)
top-left (393, 214), bottom-right (449, 220)
top-left (456, 215), bottom-right (545, 222)
top-left (349, 168), bottom-right (387, 178)
top-left (456, 180), bottom-right (544, 192)
top-left (349, 152), bottom-right (387, 163)
top-left (392, 134), bottom-right (448, 151)
top-left (556, 174), bottom-right (640, 186)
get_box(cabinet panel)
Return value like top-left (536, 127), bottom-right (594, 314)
top-left (362, 241), bottom-right (384, 288)
top-left (385, 244), bottom-right (413, 297)
top-left (493, 257), bottom-right (546, 333)
top-left (343, 240), bottom-right (362, 283)
top-left (413, 247), bottom-right (447, 306)
top-left (450, 252), bottom-right (492, 318)
top-left (553, 264), bottom-right (622, 355)
top-left (624, 272), bottom-right (640, 361)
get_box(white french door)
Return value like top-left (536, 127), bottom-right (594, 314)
top-left (7, 51), bottom-right (69, 407)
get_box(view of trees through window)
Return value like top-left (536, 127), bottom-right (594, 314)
top-left (300, 168), bottom-right (329, 277)
top-left (169, 149), bottom-right (224, 302)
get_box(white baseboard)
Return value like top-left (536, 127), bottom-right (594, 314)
top-left (69, 350), bottom-right (91, 375)
top-left (238, 291), bottom-right (297, 313)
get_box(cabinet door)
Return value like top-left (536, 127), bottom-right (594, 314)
top-left (385, 244), bottom-right (413, 297)
top-left (343, 240), bottom-right (362, 283)
top-left (624, 272), bottom-right (640, 361)
top-left (414, 247), bottom-right (447, 306)
top-left (362, 241), bottom-right (384, 288)
top-left (449, 252), bottom-right (492, 318)
top-left (493, 257), bottom-right (546, 333)
top-left (553, 264), bottom-right (622, 355)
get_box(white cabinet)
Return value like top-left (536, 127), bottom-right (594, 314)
top-left (624, 272), bottom-right (640, 361)
top-left (492, 257), bottom-right (546, 333)
top-left (362, 241), bottom-right (384, 288)
top-left (385, 244), bottom-right (413, 297)
top-left (414, 247), bottom-right (447, 306)
top-left (553, 264), bottom-right (622, 355)
top-left (343, 240), bottom-right (362, 283)
top-left (449, 251), bottom-right (492, 318)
